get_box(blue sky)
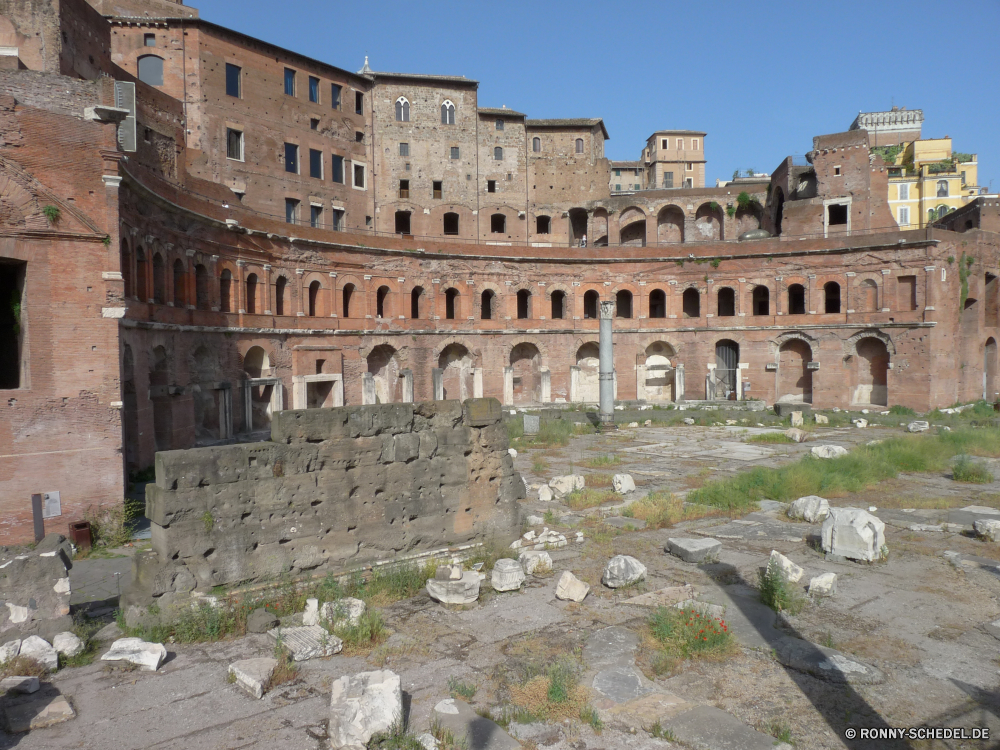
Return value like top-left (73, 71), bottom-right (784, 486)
top-left (192, 0), bottom-right (1000, 189)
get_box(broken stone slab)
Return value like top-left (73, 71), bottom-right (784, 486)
top-left (683, 417), bottom-right (695, 425)
top-left (821, 508), bottom-right (886, 562)
top-left (602, 555), bottom-right (646, 588)
top-left (788, 495), bottom-right (830, 523)
top-left (518, 550), bottom-right (552, 575)
top-left (665, 537), bottom-right (721, 564)
top-left (663, 705), bottom-right (792, 750)
top-left (773, 636), bottom-right (884, 684)
top-left (548, 474), bottom-right (585, 499)
top-left (768, 550), bottom-right (804, 583)
top-left (612, 473), bottom-right (636, 494)
top-left (790, 411), bottom-right (804, 427)
top-left (674, 599), bottom-right (726, 619)
top-left (0, 639), bottom-right (21, 664)
top-left (808, 572), bottom-right (837, 597)
top-left (555, 571), bottom-right (589, 602)
top-left (522, 530), bottom-right (536, 542)
top-left (19, 636), bottom-right (58, 672)
top-left (434, 564), bottom-right (463, 581)
top-left (592, 664), bottom-right (652, 704)
top-left (974, 518), bottom-right (1000, 542)
top-left (537, 485), bottom-right (554, 502)
top-left (101, 637), bottom-right (167, 671)
top-left (0, 692), bottom-right (76, 733)
top-left (321, 598), bottom-right (366, 628)
top-left (329, 670), bottom-right (403, 750)
top-left (815, 414), bottom-right (829, 424)
top-left (853, 418), bottom-right (868, 428)
top-left (432, 697), bottom-right (520, 750)
top-left (491, 559), bottom-right (525, 592)
top-left (785, 428), bottom-right (808, 443)
top-left (623, 584), bottom-right (695, 608)
top-left (228, 657), bottom-right (277, 699)
top-left (0, 676), bottom-right (40, 694)
top-left (811, 444), bottom-right (848, 459)
top-left (426, 571), bottom-right (480, 605)
top-left (267, 625), bottom-right (342, 661)
top-left (247, 608), bottom-right (280, 634)
top-left (417, 733), bottom-right (439, 750)
top-left (302, 598), bottom-right (320, 626)
top-left (52, 632), bottom-right (84, 658)
top-left (907, 420), bottom-right (930, 433)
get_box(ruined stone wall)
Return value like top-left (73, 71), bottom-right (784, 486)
top-left (126, 398), bottom-right (524, 611)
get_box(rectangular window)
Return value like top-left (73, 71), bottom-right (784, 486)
top-left (309, 148), bottom-right (323, 179)
top-left (353, 163), bottom-right (366, 189)
top-left (898, 183), bottom-right (910, 200)
top-left (692, 138), bottom-right (699, 150)
top-left (487, 180), bottom-right (496, 193)
top-left (285, 198), bottom-right (299, 224)
top-left (308, 76), bottom-right (319, 103)
top-left (614, 184), bottom-right (621, 191)
top-left (284, 143), bottom-right (298, 174)
top-left (355, 91), bottom-right (363, 114)
top-left (225, 63), bottom-right (241, 98)
top-left (433, 180), bottom-right (442, 199)
top-left (635, 184), bottom-right (641, 190)
top-left (0, 261), bottom-right (24, 388)
top-left (144, 33), bottom-right (156, 47)
top-left (898, 206), bottom-right (910, 225)
top-left (331, 84), bottom-right (342, 110)
top-left (834, 165), bottom-right (842, 176)
top-left (898, 275), bottom-right (918, 311)
top-left (332, 208), bottom-right (344, 231)
top-left (399, 179), bottom-right (409, 199)
top-left (450, 146), bottom-right (460, 159)
top-left (664, 172), bottom-right (673, 188)
top-left (355, 131), bottom-right (364, 143)
top-left (686, 162), bottom-right (693, 171)
top-left (399, 142), bottom-right (409, 157)
top-left (310, 204), bottom-right (323, 228)
top-left (661, 139), bottom-right (667, 149)
top-left (615, 169), bottom-right (621, 177)
top-left (961, 170), bottom-right (967, 184)
top-left (331, 154), bottom-right (344, 183)
top-left (310, 118), bottom-right (320, 130)
top-left (226, 128), bottom-right (243, 161)
top-left (677, 138), bottom-right (683, 149)
top-left (284, 68), bottom-right (296, 96)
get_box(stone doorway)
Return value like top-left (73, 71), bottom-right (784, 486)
top-left (778, 339), bottom-right (813, 403)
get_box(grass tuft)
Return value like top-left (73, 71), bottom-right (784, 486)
top-left (744, 432), bottom-right (796, 444)
top-left (952, 455), bottom-right (994, 484)
top-left (641, 606), bottom-right (736, 677)
top-left (564, 488), bottom-right (616, 510)
top-left (580, 705), bottom-right (603, 733)
top-left (623, 491), bottom-right (720, 529)
top-left (368, 718), bottom-right (426, 750)
top-left (758, 559), bottom-right (804, 614)
top-left (583, 454), bottom-right (622, 468)
top-left (448, 675), bottom-right (477, 700)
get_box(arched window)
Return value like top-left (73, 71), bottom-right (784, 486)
top-left (172, 259), bottom-right (185, 306)
top-left (551, 290), bottom-right (565, 319)
top-left (787, 284), bottom-right (805, 315)
top-left (494, 146), bottom-right (503, 161)
top-left (395, 97), bottom-right (410, 122)
top-left (649, 289), bottom-right (666, 318)
top-left (583, 290), bottom-right (599, 319)
top-left (445, 288), bottom-right (459, 319)
top-left (616, 290), bottom-right (632, 318)
top-left (536, 216), bottom-right (550, 234)
top-left (120, 241), bottom-right (132, 298)
top-left (717, 287), bottom-right (735, 317)
top-left (219, 269), bottom-right (232, 312)
top-left (682, 288), bottom-right (700, 318)
top-left (340, 282), bottom-right (354, 318)
top-left (137, 55), bottom-right (164, 86)
top-left (195, 264), bottom-right (210, 310)
top-left (443, 212), bottom-right (459, 235)
top-left (752, 286), bottom-right (770, 316)
top-left (310, 280), bottom-right (323, 317)
top-left (824, 282), bottom-right (841, 314)
top-left (376, 285), bottom-right (390, 318)
top-left (575, 138), bottom-right (584, 154)
top-left (245, 273), bottom-right (258, 314)
top-left (517, 289), bottom-right (531, 319)
top-left (136, 247), bottom-right (148, 301)
top-left (274, 276), bottom-right (287, 316)
top-left (410, 286), bottom-right (423, 318)
top-left (490, 213), bottom-right (506, 234)
top-left (152, 253), bottom-right (165, 304)
top-left (481, 289), bottom-right (494, 320)
top-left (532, 137), bottom-right (541, 153)
top-left (441, 100), bottom-right (455, 125)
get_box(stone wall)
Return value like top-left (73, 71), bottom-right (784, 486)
top-left (124, 398), bottom-right (524, 613)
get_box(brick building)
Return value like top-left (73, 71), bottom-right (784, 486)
top-left (1, 0), bottom-right (1000, 543)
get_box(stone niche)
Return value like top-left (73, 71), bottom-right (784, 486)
top-left (124, 399), bottom-right (524, 619)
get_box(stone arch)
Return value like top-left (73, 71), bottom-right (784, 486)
top-left (439, 343), bottom-right (474, 401)
top-left (568, 208), bottom-right (589, 245)
top-left (592, 208), bottom-right (609, 246)
top-left (786, 282), bottom-right (806, 315)
top-left (0, 169), bottom-right (46, 230)
top-left (682, 287), bottom-right (700, 318)
top-left (546, 284), bottom-right (570, 320)
top-left (644, 340), bottom-right (677, 402)
top-left (367, 344), bottom-right (401, 403)
top-left (656, 205), bottom-right (684, 243)
top-left (649, 288), bottom-right (667, 318)
top-left (191, 345), bottom-right (222, 440)
top-left (853, 337), bottom-right (889, 406)
top-left (717, 286), bottom-right (736, 317)
top-left (843, 329), bottom-right (896, 357)
top-left (510, 342), bottom-right (542, 404)
top-left (752, 284), bottom-right (770, 316)
top-left (619, 206), bottom-right (646, 246)
top-left (694, 202), bottom-right (724, 241)
top-left (273, 274), bottom-right (289, 316)
top-left (575, 341), bottom-right (600, 402)
top-left (735, 202), bottom-right (762, 235)
top-left (582, 288), bottom-right (600, 319)
top-left (152, 252), bottom-right (166, 303)
top-left (614, 287), bottom-right (635, 319)
top-left (136, 245), bottom-right (148, 301)
top-left (120, 239), bottom-right (133, 298)
top-left (243, 344), bottom-right (276, 428)
top-left (337, 274), bottom-right (364, 319)
top-left (242, 345), bottom-right (271, 378)
top-left (777, 338), bottom-right (813, 403)
top-left (822, 280), bottom-right (841, 314)
top-left (515, 287), bottom-right (533, 319)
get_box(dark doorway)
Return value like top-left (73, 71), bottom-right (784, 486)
top-left (717, 287), bottom-right (735, 317)
top-left (0, 262), bottom-right (25, 389)
top-left (715, 339), bottom-right (739, 399)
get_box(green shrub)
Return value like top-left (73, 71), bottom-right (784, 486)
top-left (447, 676), bottom-right (477, 699)
top-left (758, 559), bottom-right (803, 614)
top-left (952, 455), bottom-right (994, 484)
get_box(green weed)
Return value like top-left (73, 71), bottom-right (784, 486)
top-left (952, 455), bottom-right (994, 484)
top-left (758, 559), bottom-right (804, 614)
top-left (448, 676), bottom-right (477, 700)
top-left (744, 432), bottom-right (796, 444)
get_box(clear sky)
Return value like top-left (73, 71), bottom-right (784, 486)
top-left (189, 0), bottom-right (999, 190)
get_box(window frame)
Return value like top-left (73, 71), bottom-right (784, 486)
top-left (898, 205), bottom-right (910, 226)
top-left (494, 146), bottom-right (503, 161)
top-left (309, 148), bottom-right (323, 179)
top-left (285, 197), bottom-right (300, 224)
top-left (495, 119), bottom-right (504, 131)
top-left (575, 138), bottom-right (584, 154)
top-left (395, 97), bottom-right (410, 122)
top-left (450, 146), bottom-right (460, 160)
top-left (284, 67), bottom-right (296, 96)
top-left (225, 63), bottom-right (241, 98)
top-left (432, 180), bottom-right (443, 199)
top-left (352, 161), bottom-right (367, 190)
top-left (226, 127), bottom-right (244, 162)
top-left (399, 142), bottom-right (409, 157)
top-left (898, 183), bottom-right (910, 201)
top-left (137, 54), bottom-right (164, 86)
top-left (308, 75), bottom-right (320, 104)
top-left (310, 203), bottom-right (323, 228)
top-left (441, 100), bottom-right (455, 125)
top-left (331, 83), bottom-right (342, 110)
top-left (532, 136), bottom-right (540, 153)
top-left (331, 154), bottom-right (344, 183)
top-left (284, 142), bottom-right (299, 174)
top-left (487, 180), bottom-right (496, 193)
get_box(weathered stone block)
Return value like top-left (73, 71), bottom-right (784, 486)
top-left (555, 571), bottom-right (589, 602)
top-left (820, 508), bottom-right (885, 562)
top-left (666, 537), bottom-right (721, 563)
top-left (270, 408), bottom-right (349, 444)
top-left (602, 555), bottom-right (646, 588)
top-left (329, 670), bottom-right (403, 750)
top-left (394, 433), bottom-right (419, 462)
top-left (463, 397), bottom-right (502, 427)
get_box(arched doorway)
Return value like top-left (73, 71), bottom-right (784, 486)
top-left (619, 219), bottom-right (646, 246)
top-left (778, 339), bottom-right (813, 403)
top-left (986, 338), bottom-right (998, 400)
top-left (367, 345), bottom-right (400, 403)
top-left (569, 208), bottom-right (588, 246)
top-left (854, 337), bottom-right (889, 406)
top-left (439, 343), bottom-right (474, 401)
top-left (243, 345), bottom-right (275, 428)
top-left (715, 340), bottom-right (739, 400)
top-left (644, 341), bottom-right (675, 402)
top-left (694, 203), bottom-right (723, 241)
top-left (656, 206), bottom-right (684, 243)
top-left (575, 342), bottom-right (600, 402)
top-left (510, 343), bottom-right (542, 404)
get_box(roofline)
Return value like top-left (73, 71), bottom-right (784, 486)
top-left (478, 108), bottom-right (526, 118)
top-left (525, 119), bottom-right (610, 140)
top-left (646, 130), bottom-right (707, 138)
top-left (363, 71), bottom-right (478, 86)
top-left (106, 16), bottom-right (371, 86)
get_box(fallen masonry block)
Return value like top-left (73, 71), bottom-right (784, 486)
top-left (612, 474), bottom-right (636, 494)
top-left (491, 559), bottom-right (525, 592)
top-left (19, 636), bottom-right (57, 672)
top-left (666, 537), bottom-right (721, 563)
top-left (0, 676), bottom-right (39, 694)
top-left (101, 638), bottom-right (167, 671)
top-left (426, 571), bottom-right (481, 605)
top-left (821, 508), bottom-right (886, 562)
top-left (267, 626), bottom-right (342, 661)
top-left (974, 518), bottom-right (1000, 542)
top-left (0, 639), bottom-right (21, 664)
top-left (1, 692), bottom-right (76, 733)
top-left (773, 636), bottom-right (884, 684)
top-left (518, 550), bottom-right (552, 575)
top-left (788, 495), bottom-right (830, 523)
top-left (52, 632), bottom-right (84, 657)
top-left (228, 658), bottom-right (277, 699)
top-left (809, 572), bottom-right (837, 597)
top-left (329, 670), bottom-right (402, 750)
top-left (768, 550), bottom-right (804, 583)
top-left (247, 608), bottom-right (279, 633)
top-left (811, 444), bottom-right (848, 459)
top-left (320, 598), bottom-right (366, 628)
top-left (602, 555), bottom-right (646, 588)
top-left (555, 571), bottom-right (589, 602)
top-left (548, 474), bottom-right (585, 499)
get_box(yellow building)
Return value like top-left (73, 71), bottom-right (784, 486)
top-left (880, 137), bottom-right (982, 229)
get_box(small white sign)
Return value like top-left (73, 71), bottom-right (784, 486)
top-left (42, 491), bottom-right (61, 519)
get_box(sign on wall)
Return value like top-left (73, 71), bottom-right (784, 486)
top-left (42, 491), bottom-right (61, 519)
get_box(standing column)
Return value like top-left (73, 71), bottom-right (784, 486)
top-left (599, 300), bottom-right (615, 427)
top-left (263, 264), bottom-right (273, 315)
